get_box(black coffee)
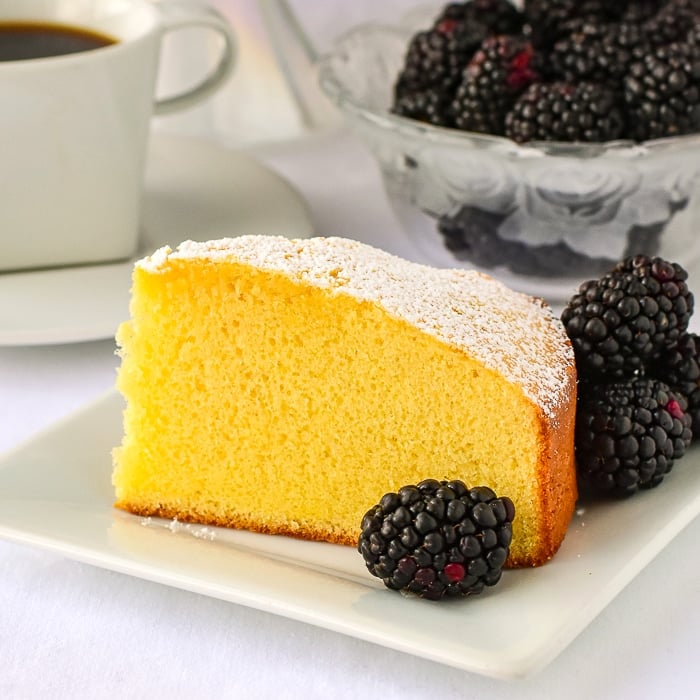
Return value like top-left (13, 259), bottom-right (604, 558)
top-left (0, 21), bottom-right (117, 61)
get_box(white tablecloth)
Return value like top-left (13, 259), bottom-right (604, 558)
top-left (2, 126), bottom-right (700, 700)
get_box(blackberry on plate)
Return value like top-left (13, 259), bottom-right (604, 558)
top-left (623, 40), bottom-right (700, 141)
top-left (358, 479), bottom-right (514, 600)
top-left (575, 378), bottom-right (692, 496)
top-left (653, 332), bottom-right (700, 437)
top-left (451, 35), bottom-right (539, 135)
top-left (504, 81), bottom-right (624, 143)
top-left (561, 255), bottom-right (694, 379)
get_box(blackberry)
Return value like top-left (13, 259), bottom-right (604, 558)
top-left (435, 192), bottom-right (669, 278)
top-left (358, 479), bottom-right (514, 600)
top-left (653, 333), bottom-right (700, 437)
top-left (437, 205), bottom-right (615, 277)
top-left (594, 21), bottom-right (651, 89)
top-left (451, 35), bottom-right (539, 135)
top-left (561, 255), bottom-right (694, 380)
top-left (504, 81), bottom-right (624, 143)
top-left (438, 206), bottom-right (511, 269)
top-left (394, 2), bottom-right (525, 103)
top-left (547, 19), bottom-right (610, 83)
top-left (393, 28), bottom-right (470, 100)
top-left (549, 19), bottom-right (654, 88)
top-left (645, 0), bottom-right (700, 46)
top-left (621, 0), bottom-right (665, 24)
top-left (575, 378), bottom-right (692, 496)
top-left (522, 0), bottom-right (620, 48)
top-left (623, 41), bottom-right (700, 141)
top-left (393, 88), bottom-right (455, 127)
top-left (435, 0), bottom-right (525, 37)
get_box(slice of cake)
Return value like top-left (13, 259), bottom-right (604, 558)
top-left (112, 236), bottom-right (577, 567)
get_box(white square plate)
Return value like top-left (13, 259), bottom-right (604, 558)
top-left (1, 391), bottom-right (699, 680)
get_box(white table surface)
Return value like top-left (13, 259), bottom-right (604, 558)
top-left (3, 10), bottom-right (700, 681)
top-left (3, 126), bottom-right (700, 700)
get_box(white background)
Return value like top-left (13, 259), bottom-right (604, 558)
top-left (3, 2), bottom-right (700, 697)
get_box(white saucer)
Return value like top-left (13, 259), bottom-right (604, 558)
top-left (0, 133), bottom-right (314, 346)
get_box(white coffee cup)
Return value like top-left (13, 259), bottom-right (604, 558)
top-left (0, 0), bottom-right (236, 272)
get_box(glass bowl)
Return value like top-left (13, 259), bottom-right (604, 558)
top-left (317, 21), bottom-right (700, 301)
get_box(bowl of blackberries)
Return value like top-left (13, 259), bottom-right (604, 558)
top-left (318, 0), bottom-right (700, 298)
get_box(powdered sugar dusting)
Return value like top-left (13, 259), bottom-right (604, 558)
top-left (137, 236), bottom-right (574, 416)
top-left (140, 516), bottom-right (217, 541)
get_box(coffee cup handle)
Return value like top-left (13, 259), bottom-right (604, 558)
top-left (154, 4), bottom-right (236, 116)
